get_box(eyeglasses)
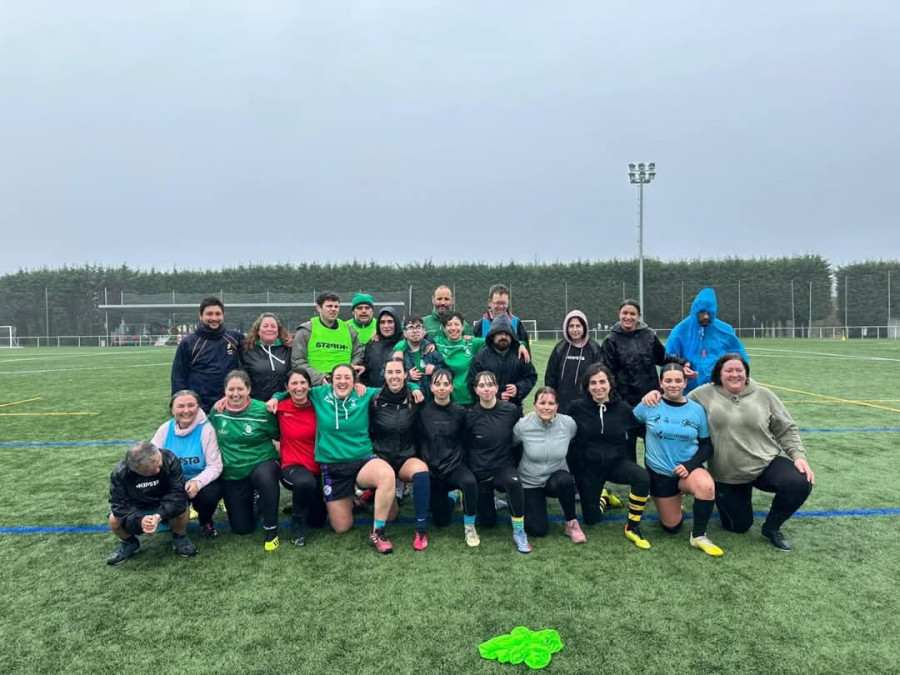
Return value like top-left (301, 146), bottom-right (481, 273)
top-left (405, 324), bottom-right (424, 330)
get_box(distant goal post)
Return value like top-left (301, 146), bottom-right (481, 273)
top-left (0, 326), bottom-right (21, 348)
top-left (521, 319), bottom-right (538, 343)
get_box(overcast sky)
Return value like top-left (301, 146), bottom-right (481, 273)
top-left (1, 1), bottom-right (897, 275)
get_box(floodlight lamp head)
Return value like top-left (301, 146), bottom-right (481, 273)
top-left (638, 163), bottom-right (646, 172)
top-left (628, 163), bottom-right (636, 171)
top-left (628, 172), bottom-right (636, 181)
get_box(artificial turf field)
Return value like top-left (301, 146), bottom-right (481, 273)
top-left (1, 339), bottom-right (898, 674)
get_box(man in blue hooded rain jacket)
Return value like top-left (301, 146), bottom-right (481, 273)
top-left (665, 287), bottom-right (748, 392)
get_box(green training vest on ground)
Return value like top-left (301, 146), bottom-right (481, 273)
top-left (308, 317), bottom-right (354, 373)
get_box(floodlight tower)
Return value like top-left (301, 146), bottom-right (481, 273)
top-left (628, 162), bottom-right (656, 313)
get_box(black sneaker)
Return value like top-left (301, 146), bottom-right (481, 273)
top-left (172, 533), bottom-right (198, 558)
top-left (282, 502), bottom-right (293, 515)
top-left (200, 521), bottom-right (217, 539)
top-left (107, 537), bottom-right (140, 566)
top-left (291, 523), bottom-right (306, 547)
top-left (762, 528), bottom-right (792, 552)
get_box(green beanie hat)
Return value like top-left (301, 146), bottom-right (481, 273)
top-left (351, 293), bottom-right (374, 310)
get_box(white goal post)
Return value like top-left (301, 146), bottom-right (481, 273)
top-left (0, 326), bottom-right (21, 348)
top-left (521, 319), bottom-right (538, 343)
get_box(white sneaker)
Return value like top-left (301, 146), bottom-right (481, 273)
top-left (464, 524), bottom-right (480, 547)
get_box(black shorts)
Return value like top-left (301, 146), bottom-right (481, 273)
top-left (320, 457), bottom-right (375, 502)
top-left (648, 467), bottom-right (682, 498)
top-left (379, 455), bottom-right (415, 476)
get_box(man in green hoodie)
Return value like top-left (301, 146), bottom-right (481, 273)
top-left (423, 285), bottom-right (473, 338)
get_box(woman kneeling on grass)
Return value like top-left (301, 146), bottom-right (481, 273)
top-left (210, 370), bottom-right (282, 551)
top-left (567, 364), bottom-right (651, 549)
top-left (275, 367), bottom-right (327, 548)
top-left (309, 363), bottom-right (397, 554)
top-left (150, 389), bottom-right (223, 539)
top-left (369, 359), bottom-right (431, 551)
top-left (465, 370), bottom-right (531, 554)
top-left (634, 363), bottom-right (723, 557)
top-left (513, 387), bottom-right (585, 543)
top-left (418, 368), bottom-right (480, 546)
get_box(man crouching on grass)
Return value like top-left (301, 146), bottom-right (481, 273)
top-left (107, 441), bottom-right (197, 565)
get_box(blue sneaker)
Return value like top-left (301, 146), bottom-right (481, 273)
top-left (512, 529), bottom-right (532, 554)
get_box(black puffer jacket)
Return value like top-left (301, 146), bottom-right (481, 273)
top-left (242, 342), bottom-right (291, 402)
top-left (362, 306), bottom-right (403, 388)
top-left (567, 397), bottom-right (640, 469)
top-left (600, 322), bottom-right (683, 406)
top-left (465, 400), bottom-right (520, 480)
top-left (467, 314), bottom-right (537, 408)
top-left (369, 388), bottom-right (419, 467)
top-left (108, 449), bottom-right (188, 536)
top-left (418, 400), bottom-right (467, 479)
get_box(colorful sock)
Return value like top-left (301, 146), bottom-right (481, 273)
top-left (448, 490), bottom-right (460, 504)
top-left (464, 514), bottom-right (476, 527)
top-left (263, 525), bottom-right (278, 542)
top-left (511, 516), bottom-right (525, 533)
top-left (412, 472), bottom-right (430, 533)
top-left (692, 498), bottom-right (715, 537)
top-left (598, 493), bottom-right (609, 515)
top-left (626, 492), bottom-right (649, 530)
top-left (374, 519), bottom-right (386, 532)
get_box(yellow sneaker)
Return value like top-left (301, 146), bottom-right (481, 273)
top-left (624, 524), bottom-right (651, 550)
top-left (264, 536), bottom-right (280, 552)
top-left (189, 507), bottom-right (199, 520)
top-left (602, 488), bottom-right (623, 509)
top-left (690, 534), bottom-right (724, 557)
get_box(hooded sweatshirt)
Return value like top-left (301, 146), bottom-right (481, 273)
top-left (309, 384), bottom-right (380, 463)
top-left (362, 306), bottom-right (403, 388)
top-left (241, 339), bottom-right (291, 402)
top-left (467, 314), bottom-right (537, 408)
top-left (514, 412), bottom-right (577, 488)
top-left (665, 288), bottom-right (748, 392)
top-left (600, 319), bottom-right (682, 407)
top-left (544, 310), bottom-right (602, 412)
top-left (369, 386), bottom-right (420, 467)
top-left (151, 408), bottom-right (223, 489)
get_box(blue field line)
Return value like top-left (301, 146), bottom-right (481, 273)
top-left (3, 507), bottom-right (899, 535)
top-left (4, 425), bottom-right (900, 449)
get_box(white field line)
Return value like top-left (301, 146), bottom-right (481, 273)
top-left (748, 347), bottom-right (900, 363)
top-left (0, 350), bottom-right (171, 365)
top-left (0, 363), bottom-right (169, 375)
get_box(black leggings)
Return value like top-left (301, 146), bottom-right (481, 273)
top-left (191, 479), bottom-right (224, 524)
top-left (429, 465), bottom-right (478, 527)
top-left (476, 465), bottom-right (525, 527)
top-left (281, 464), bottom-right (327, 529)
top-left (523, 469), bottom-right (578, 537)
top-left (573, 455), bottom-right (650, 525)
top-left (222, 459), bottom-right (281, 534)
top-left (716, 456), bottom-right (813, 533)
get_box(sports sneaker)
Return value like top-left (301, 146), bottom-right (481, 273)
top-left (106, 536), bottom-right (141, 566)
top-left (762, 528), bottom-right (792, 552)
top-left (291, 524), bottom-right (306, 548)
top-left (602, 488), bottom-right (623, 509)
top-left (464, 524), bottom-right (481, 547)
top-left (189, 506), bottom-right (199, 520)
top-left (200, 520), bottom-right (217, 539)
top-left (172, 533), bottom-right (198, 558)
top-left (264, 536), bottom-right (280, 552)
top-left (413, 531), bottom-right (429, 551)
top-left (369, 528), bottom-right (394, 554)
top-left (690, 534), bottom-right (724, 557)
top-left (512, 529), bottom-right (532, 554)
top-left (494, 497), bottom-right (509, 511)
top-left (624, 524), bottom-right (651, 550)
top-left (564, 519), bottom-right (587, 544)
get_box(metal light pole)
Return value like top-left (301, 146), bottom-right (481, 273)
top-left (628, 162), bottom-right (656, 312)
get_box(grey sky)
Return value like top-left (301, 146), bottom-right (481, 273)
top-left (1, 1), bottom-right (897, 274)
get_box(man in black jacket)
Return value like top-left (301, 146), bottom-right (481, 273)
top-left (468, 314), bottom-right (537, 409)
top-left (171, 297), bottom-right (243, 411)
top-left (107, 441), bottom-right (197, 565)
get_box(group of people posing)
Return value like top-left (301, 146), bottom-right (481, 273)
top-left (107, 284), bottom-right (815, 565)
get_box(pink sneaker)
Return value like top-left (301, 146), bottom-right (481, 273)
top-left (565, 519), bottom-right (587, 544)
top-left (413, 531), bottom-right (429, 551)
top-left (368, 529), bottom-right (394, 554)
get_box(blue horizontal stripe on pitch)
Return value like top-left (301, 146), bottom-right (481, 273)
top-left (3, 507), bottom-right (900, 535)
top-left (797, 428), bottom-right (900, 433)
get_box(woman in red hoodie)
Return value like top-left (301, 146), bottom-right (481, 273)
top-left (275, 367), bottom-right (327, 547)
top-left (544, 310), bottom-right (603, 414)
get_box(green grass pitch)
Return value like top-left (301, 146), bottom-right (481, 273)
top-left (1, 339), bottom-right (899, 673)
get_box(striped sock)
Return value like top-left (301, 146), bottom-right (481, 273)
top-left (626, 492), bottom-right (649, 530)
top-left (511, 516), bottom-right (525, 532)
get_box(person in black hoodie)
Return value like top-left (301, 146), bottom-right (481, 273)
top-left (370, 359), bottom-right (430, 551)
top-left (418, 368), bottom-right (480, 547)
top-left (567, 363), bottom-right (652, 550)
top-left (171, 297), bottom-right (243, 412)
top-left (241, 312), bottom-right (292, 402)
top-left (465, 371), bottom-right (532, 554)
top-left (107, 441), bottom-right (197, 565)
top-left (544, 309), bottom-right (603, 413)
top-left (468, 314), bottom-right (537, 409)
top-left (362, 306), bottom-right (403, 388)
